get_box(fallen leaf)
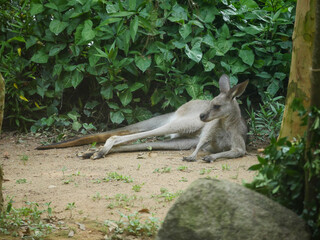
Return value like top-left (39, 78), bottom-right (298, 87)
top-left (138, 208), bottom-right (150, 214)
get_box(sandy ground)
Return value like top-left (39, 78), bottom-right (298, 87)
top-left (0, 132), bottom-right (258, 239)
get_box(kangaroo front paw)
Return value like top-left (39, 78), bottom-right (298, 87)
top-left (91, 151), bottom-right (105, 160)
top-left (182, 156), bottom-right (197, 162)
top-left (79, 152), bottom-right (95, 159)
top-left (202, 156), bottom-right (216, 163)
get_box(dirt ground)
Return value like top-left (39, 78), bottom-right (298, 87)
top-left (0, 132), bottom-right (259, 239)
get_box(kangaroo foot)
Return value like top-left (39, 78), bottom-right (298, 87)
top-left (202, 155), bottom-right (216, 163)
top-left (182, 156), bottom-right (197, 162)
top-left (80, 152), bottom-right (95, 159)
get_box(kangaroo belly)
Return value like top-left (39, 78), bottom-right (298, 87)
top-left (209, 129), bottom-right (232, 153)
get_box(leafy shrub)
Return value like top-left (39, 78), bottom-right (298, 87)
top-left (247, 94), bottom-right (285, 141)
top-left (104, 212), bottom-right (160, 238)
top-left (0, 199), bottom-right (53, 239)
top-left (0, 0), bottom-right (296, 131)
top-left (246, 106), bottom-right (320, 239)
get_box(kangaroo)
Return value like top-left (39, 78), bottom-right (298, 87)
top-left (37, 74), bottom-right (248, 162)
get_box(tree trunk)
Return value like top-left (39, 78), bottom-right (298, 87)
top-left (0, 73), bottom-right (4, 134)
top-left (279, 0), bottom-right (315, 139)
top-left (0, 165), bottom-right (3, 212)
top-left (304, 0), bottom-right (320, 215)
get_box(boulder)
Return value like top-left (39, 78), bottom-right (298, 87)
top-left (156, 178), bottom-right (309, 240)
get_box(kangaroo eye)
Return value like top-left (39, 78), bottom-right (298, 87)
top-left (213, 105), bottom-right (220, 110)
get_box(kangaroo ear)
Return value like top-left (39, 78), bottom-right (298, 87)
top-left (227, 80), bottom-right (249, 99)
top-left (219, 74), bottom-right (231, 93)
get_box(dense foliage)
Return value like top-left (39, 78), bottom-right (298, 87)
top-left (0, 0), bottom-right (295, 132)
top-left (246, 104), bottom-right (320, 239)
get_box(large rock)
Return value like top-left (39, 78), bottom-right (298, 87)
top-left (156, 179), bottom-right (309, 240)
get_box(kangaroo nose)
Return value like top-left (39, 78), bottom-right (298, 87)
top-left (200, 113), bottom-right (206, 121)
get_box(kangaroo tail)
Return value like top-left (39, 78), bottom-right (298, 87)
top-left (36, 130), bottom-right (133, 150)
top-left (36, 112), bottom-right (174, 150)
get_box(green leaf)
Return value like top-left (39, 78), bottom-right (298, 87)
top-left (238, 24), bottom-right (263, 35)
top-left (239, 49), bottom-right (255, 66)
top-left (129, 0), bottom-right (136, 11)
top-left (88, 47), bottom-right (101, 67)
top-left (186, 78), bottom-right (201, 99)
top-left (231, 59), bottom-right (248, 74)
top-left (31, 50), bottom-right (49, 63)
top-left (202, 59), bottom-right (215, 72)
top-left (101, 85), bottom-right (113, 100)
top-left (179, 23), bottom-right (192, 39)
top-left (240, 0), bottom-right (259, 10)
top-left (26, 36), bottom-right (38, 49)
top-left (267, 81), bottom-right (280, 97)
top-left (49, 20), bottom-right (69, 35)
top-left (30, 3), bottom-right (45, 15)
top-left (130, 82), bottom-right (144, 92)
top-left (135, 55), bottom-right (152, 72)
top-left (214, 40), bottom-right (233, 56)
top-left (197, 6), bottom-right (218, 23)
top-left (135, 108), bottom-right (152, 121)
top-left (115, 84), bottom-right (128, 91)
top-left (45, 2), bottom-right (58, 11)
top-left (130, 16), bottom-right (139, 42)
top-left (185, 42), bottom-right (202, 63)
top-left (109, 11), bottom-right (136, 17)
top-left (248, 164), bottom-right (261, 171)
top-left (203, 32), bottom-right (215, 47)
top-left (100, 18), bottom-right (122, 26)
top-left (110, 111), bottom-right (125, 124)
top-left (72, 122), bottom-right (82, 131)
top-left (119, 90), bottom-right (132, 106)
top-left (53, 64), bottom-right (62, 76)
top-left (49, 44), bottom-right (67, 56)
top-left (71, 71), bottom-right (83, 88)
top-left (82, 20), bottom-right (95, 42)
top-left (220, 24), bottom-right (230, 39)
top-left (151, 89), bottom-right (164, 106)
top-left (168, 4), bottom-right (188, 22)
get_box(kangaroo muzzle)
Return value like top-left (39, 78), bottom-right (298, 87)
top-left (200, 113), bottom-right (208, 122)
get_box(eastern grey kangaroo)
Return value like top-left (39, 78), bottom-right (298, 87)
top-left (37, 74), bottom-right (248, 162)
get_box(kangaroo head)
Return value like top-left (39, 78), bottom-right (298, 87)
top-left (200, 74), bottom-right (249, 122)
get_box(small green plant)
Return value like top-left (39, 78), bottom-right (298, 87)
top-left (222, 164), bottom-right (231, 171)
top-left (247, 94), bottom-right (285, 141)
top-left (0, 199), bottom-right (53, 239)
top-left (92, 192), bottom-right (102, 201)
top-left (104, 172), bottom-right (133, 183)
top-left (177, 166), bottom-right (188, 172)
top-left (92, 178), bottom-right (102, 184)
top-left (199, 168), bottom-right (213, 175)
top-left (152, 188), bottom-right (183, 202)
top-left (104, 212), bottom-right (161, 238)
top-left (65, 202), bottom-right (76, 218)
top-left (62, 178), bottom-right (74, 185)
top-left (107, 194), bottom-right (137, 209)
top-left (61, 166), bottom-right (67, 177)
top-left (44, 202), bottom-right (53, 218)
top-left (137, 163), bottom-right (141, 170)
top-left (179, 177), bottom-right (188, 182)
top-left (132, 183), bottom-right (144, 192)
top-left (16, 178), bottom-right (27, 184)
top-left (153, 167), bottom-right (171, 174)
top-left (20, 154), bottom-right (28, 164)
top-left (71, 171), bottom-right (81, 176)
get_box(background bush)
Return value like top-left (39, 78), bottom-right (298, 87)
top-left (0, 0), bottom-right (296, 132)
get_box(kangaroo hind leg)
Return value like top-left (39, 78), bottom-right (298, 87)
top-left (91, 114), bottom-right (204, 159)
